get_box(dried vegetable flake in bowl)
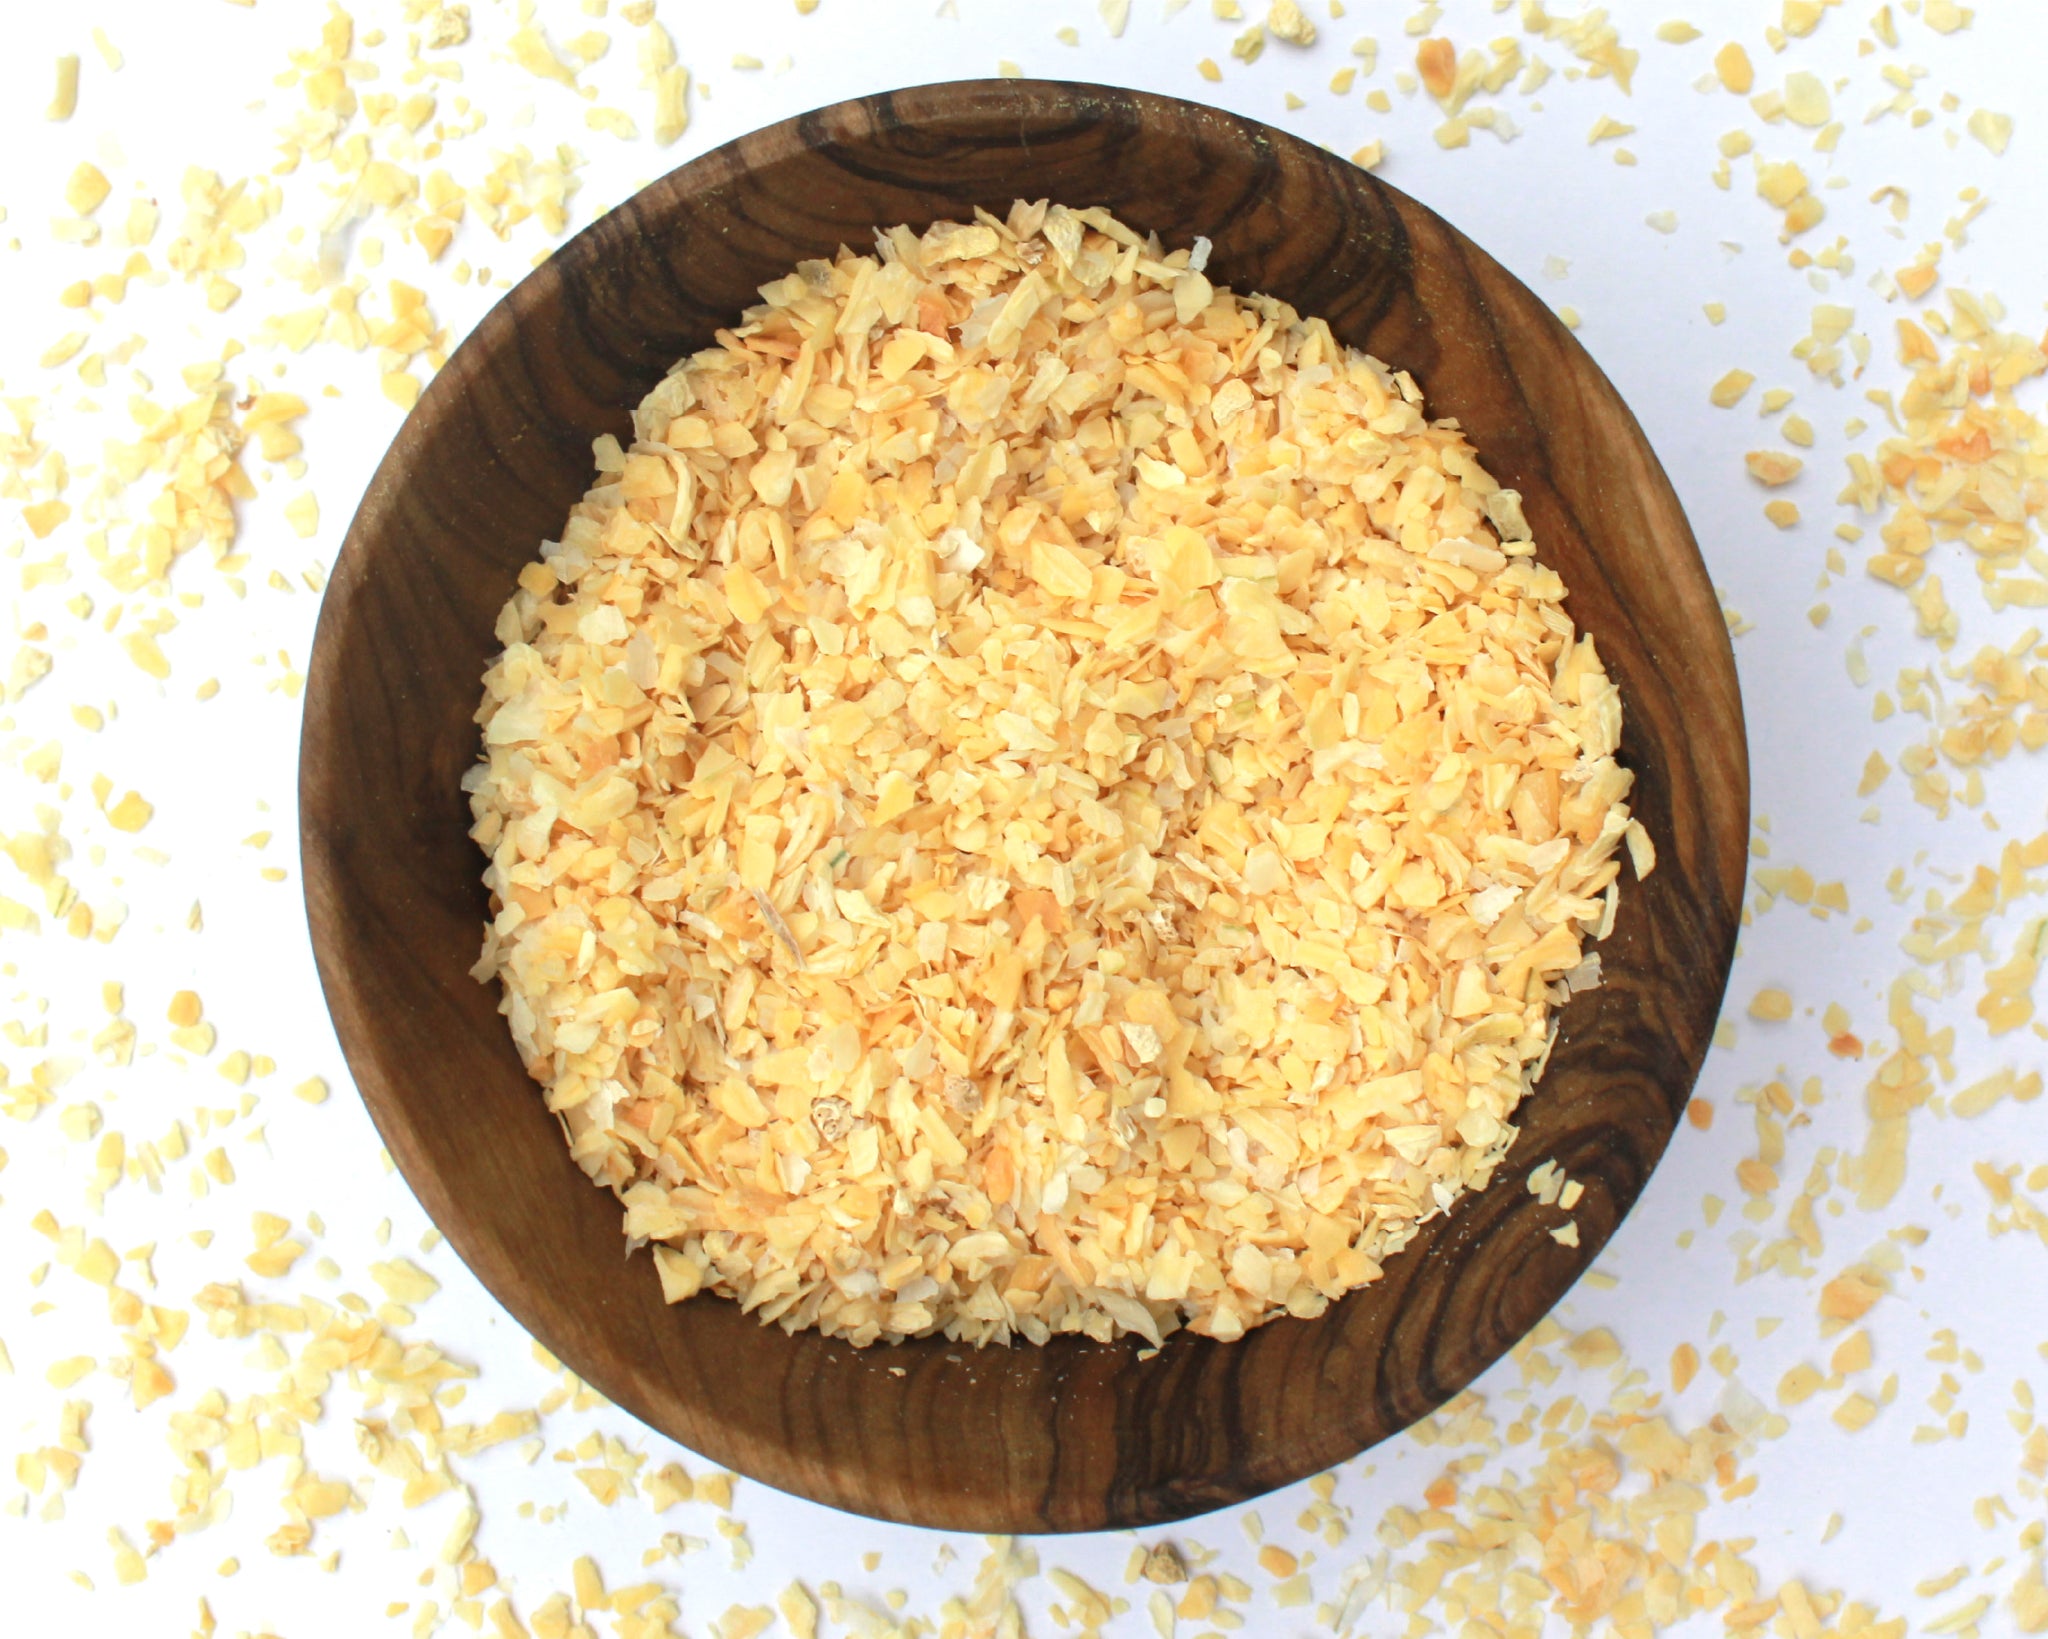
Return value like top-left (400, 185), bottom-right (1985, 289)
top-left (466, 199), bottom-right (1651, 1348)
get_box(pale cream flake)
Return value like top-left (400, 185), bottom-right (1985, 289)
top-left (1267, 0), bottom-right (1318, 47)
top-left (469, 201), bottom-right (1643, 1349)
top-left (48, 55), bottom-right (80, 122)
top-left (639, 21), bottom-right (691, 146)
top-left (1965, 108), bottom-right (2013, 156)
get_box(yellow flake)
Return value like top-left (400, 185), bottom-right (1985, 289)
top-left (106, 791), bottom-right (153, 833)
top-left (65, 163), bottom-right (112, 217)
top-left (1782, 71), bottom-right (1830, 127)
top-left (778, 1582), bottom-right (819, 1639)
top-left (48, 55), bottom-right (79, 121)
top-left (508, 26), bottom-right (580, 87)
top-left (293, 1477), bottom-right (354, 1518)
top-left (1744, 450), bottom-right (1803, 486)
top-left (110, 1530), bottom-right (147, 1585)
top-left (1710, 369), bottom-right (1755, 407)
top-left (370, 1259), bottom-right (442, 1305)
top-left (124, 635), bottom-right (171, 679)
top-left (1267, 0), bottom-right (1316, 47)
top-left (246, 1237), bottom-right (307, 1278)
top-left (1966, 109), bottom-right (2013, 155)
top-left (39, 333), bottom-right (89, 370)
top-left (1256, 1544), bottom-right (1298, 1578)
top-left (1777, 1363), bottom-right (1824, 1405)
top-left (46, 1356), bottom-right (94, 1388)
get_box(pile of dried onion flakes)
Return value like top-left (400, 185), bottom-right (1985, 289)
top-left (466, 198), bottom-right (1651, 1348)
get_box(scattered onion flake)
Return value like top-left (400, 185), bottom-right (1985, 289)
top-left (468, 201), bottom-right (1650, 1349)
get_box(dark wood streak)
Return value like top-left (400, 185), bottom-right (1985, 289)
top-left (300, 80), bottom-right (1748, 1533)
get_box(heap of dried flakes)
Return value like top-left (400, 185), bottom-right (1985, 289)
top-left (1839, 286), bottom-right (2048, 614)
top-left (467, 200), bottom-right (1649, 1348)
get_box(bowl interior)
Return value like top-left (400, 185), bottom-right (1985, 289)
top-left (300, 79), bottom-right (1748, 1533)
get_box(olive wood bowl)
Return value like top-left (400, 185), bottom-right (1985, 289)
top-left (301, 79), bottom-right (1747, 1533)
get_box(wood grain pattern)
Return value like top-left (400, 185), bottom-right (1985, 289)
top-left (300, 80), bottom-right (1748, 1533)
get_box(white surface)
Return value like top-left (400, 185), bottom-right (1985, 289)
top-left (1, 1), bottom-right (2045, 1634)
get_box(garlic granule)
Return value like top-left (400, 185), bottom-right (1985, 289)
top-left (466, 199), bottom-right (1645, 1348)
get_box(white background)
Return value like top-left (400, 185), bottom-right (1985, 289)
top-left (2, 1), bottom-right (2046, 1635)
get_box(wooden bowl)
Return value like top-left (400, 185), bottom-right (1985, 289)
top-left (301, 80), bottom-right (1747, 1533)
